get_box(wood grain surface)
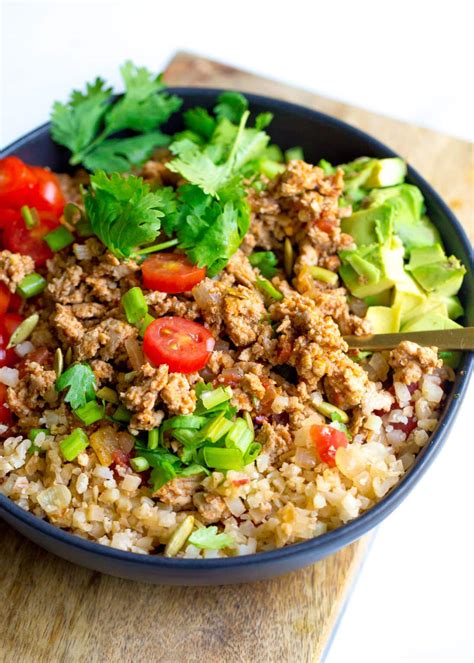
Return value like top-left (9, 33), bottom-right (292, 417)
top-left (0, 52), bottom-right (472, 663)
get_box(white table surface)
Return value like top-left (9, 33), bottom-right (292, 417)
top-left (2, 2), bottom-right (473, 662)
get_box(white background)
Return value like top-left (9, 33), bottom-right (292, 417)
top-left (1, 1), bottom-right (473, 661)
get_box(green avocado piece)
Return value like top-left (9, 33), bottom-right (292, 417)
top-left (364, 158), bottom-right (407, 189)
top-left (409, 256), bottom-right (466, 296)
top-left (341, 203), bottom-right (393, 246)
top-left (427, 294), bottom-right (464, 320)
top-left (339, 238), bottom-right (405, 298)
top-left (392, 271), bottom-right (426, 324)
top-left (364, 289), bottom-right (392, 306)
top-left (407, 244), bottom-right (446, 270)
top-left (365, 305), bottom-right (401, 333)
top-left (401, 312), bottom-right (462, 332)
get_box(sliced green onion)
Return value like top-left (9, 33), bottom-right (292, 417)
top-left (137, 238), bottom-right (179, 255)
top-left (17, 273), bottom-right (46, 299)
top-left (285, 146), bottom-right (304, 162)
top-left (96, 386), bottom-right (118, 403)
top-left (113, 405), bottom-right (132, 423)
top-left (163, 415), bottom-right (207, 430)
top-left (60, 428), bottom-right (89, 461)
top-left (171, 428), bottom-right (200, 446)
top-left (44, 226), bottom-right (75, 252)
top-left (74, 400), bottom-right (105, 425)
top-left (225, 418), bottom-right (253, 455)
top-left (148, 428), bottom-right (159, 450)
top-left (121, 287), bottom-right (148, 325)
top-left (243, 411), bottom-right (254, 438)
top-left (318, 159), bottom-right (335, 175)
top-left (200, 386), bottom-right (233, 410)
top-left (6, 313), bottom-right (39, 348)
top-left (314, 401), bottom-right (349, 424)
top-left (139, 313), bottom-right (155, 337)
top-left (28, 428), bottom-right (49, 443)
top-left (258, 158), bottom-right (285, 179)
top-left (256, 278), bottom-right (284, 301)
top-left (130, 456), bottom-right (150, 472)
top-left (203, 447), bottom-right (243, 470)
top-left (309, 266), bottom-right (339, 285)
top-left (243, 442), bottom-right (262, 465)
top-left (164, 515), bottom-right (194, 557)
top-left (21, 205), bottom-right (39, 229)
top-left (200, 412), bottom-right (234, 444)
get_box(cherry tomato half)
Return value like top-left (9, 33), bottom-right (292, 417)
top-left (3, 209), bottom-right (59, 266)
top-left (0, 157), bottom-right (37, 209)
top-left (0, 208), bottom-right (21, 230)
top-left (0, 313), bottom-right (22, 368)
top-left (27, 166), bottom-right (65, 216)
top-left (141, 253), bottom-right (206, 294)
top-left (143, 316), bottom-right (215, 373)
top-left (0, 283), bottom-right (11, 316)
top-left (310, 424), bottom-right (348, 467)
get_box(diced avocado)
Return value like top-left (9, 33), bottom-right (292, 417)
top-left (339, 238), bottom-right (405, 298)
top-left (365, 305), bottom-right (401, 333)
top-left (403, 299), bottom-right (448, 324)
top-left (257, 158), bottom-right (286, 179)
top-left (409, 256), bottom-right (466, 296)
top-left (364, 289), bottom-right (392, 306)
top-left (364, 158), bottom-right (407, 189)
top-left (392, 272), bottom-right (426, 324)
top-left (341, 157), bottom-right (376, 204)
top-left (407, 244), bottom-right (446, 270)
top-left (341, 203), bottom-right (393, 246)
top-left (401, 312), bottom-right (462, 332)
top-left (426, 293), bottom-right (464, 320)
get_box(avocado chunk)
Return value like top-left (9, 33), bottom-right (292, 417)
top-left (407, 244), bottom-right (446, 270)
top-left (365, 305), bottom-right (401, 333)
top-left (439, 295), bottom-right (464, 319)
top-left (408, 256), bottom-right (466, 296)
top-left (341, 203), bottom-right (393, 246)
top-left (339, 238), bottom-right (405, 298)
top-left (364, 289), bottom-right (392, 306)
top-left (365, 158), bottom-right (407, 189)
top-left (392, 271), bottom-right (426, 324)
top-left (401, 312), bottom-right (462, 332)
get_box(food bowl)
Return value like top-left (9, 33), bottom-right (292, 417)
top-left (1, 89), bottom-right (472, 585)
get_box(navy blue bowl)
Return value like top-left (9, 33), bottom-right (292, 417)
top-left (1, 90), bottom-right (472, 585)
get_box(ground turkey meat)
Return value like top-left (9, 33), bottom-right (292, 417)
top-left (7, 362), bottom-right (57, 423)
top-left (193, 492), bottom-right (230, 524)
top-left (0, 250), bottom-right (35, 292)
top-left (122, 363), bottom-right (168, 430)
top-left (153, 475), bottom-right (202, 509)
top-left (389, 341), bottom-right (442, 385)
top-left (222, 286), bottom-right (266, 347)
top-left (160, 373), bottom-right (197, 415)
top-left (257, 421), bottom-right (293, 463)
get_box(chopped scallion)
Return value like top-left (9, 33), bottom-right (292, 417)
top-left (121, 287), bottom-right (148, 325)
top-left (139, 313), bottom-right (155, 337)
top-left (309, 265), bottom-right (338, 285)
top-left (113, 405), bottom-right (132, 423)
top-left (96, 386), bottom-right (118, 403)
top-left (130, 456), bottom-right (150, 472)
top-left (285, 146), bottom-right (304, 162)
top-left (74, 400), bottom-right (105, 425)
top-left (225, 418), bottom-right (253, 455)
top-left (200, 386), bottom-right (233, 410)
top-left (17, 273), bottom-right (46, 299)
top-left (314, 401), bottom-right (349, 424)
top-left (256, 278), bottom-right (283, 301)
top-left (200, 412), bottom-right (233, 444)
top-left (44, 225), bottom-right (75, 252)
top-left (148, 428), bottom-right (159, 450)
top-left (60, 428), bottom-right (89, 461)
top-left (21, 205), bottom-right (39, 229)
top-left (203, 447), bottom-right (243, 470)
top-left (243, 442), bottom-right (262, 465)
top-left (28, 428), bottom-right (49, 443)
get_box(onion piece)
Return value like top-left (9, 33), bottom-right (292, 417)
top-left (125, 337), bottom-right (145, 371)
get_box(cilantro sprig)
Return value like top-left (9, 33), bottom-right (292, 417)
top-left (55, 363), bottom-right (96, 410)
top-left (83, 171), bottom-right (176, 258)
top-left (51, 61), bottom-right (181, 172)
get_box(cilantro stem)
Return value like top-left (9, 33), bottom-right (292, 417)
top-left (137, 239), bottom-right (179, 255)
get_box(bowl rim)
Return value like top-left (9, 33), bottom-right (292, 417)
top-left (1, 88), bottom-right (472, 570)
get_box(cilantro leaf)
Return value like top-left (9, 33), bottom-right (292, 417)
top-left (84, 171), bottom-right (177, 258)
top-left (82, 132), bottom-right (170, 173)
top-left (51, 78), bottom-right (111, 157)
top-left (50, 61), bottom-right (181, 171)
top-left (183, 107), bottom-right (216, 141)
top-left (254, 112), bottom-right (273, 130)
top-left (214, 91), bottom-right (248, 123)
top-left (249, 251), bottom-right (278, 278)
top-left (188, 526), bottom-right (234, 550)
top-left (56, 363), bottom-right (96, 410)
top-left (171, 185), bottom-right (247, 276)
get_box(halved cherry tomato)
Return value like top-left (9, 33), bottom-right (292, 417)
top-left (0, 157), bottom-right (37, 209)
top-left (143, 316), bottom-right (215, 373)
top-left (0, 383), bottom-right (13, 426)
top-left (0, 283), bottom-right (11, 316)
top-left (2, 312), bottom-right (23, 339)
top-left (141, 253), bottom-right (206, 294)
top-left (27, 166), bottom-right (65, 216)
top-left (3, 209), bottom-right (59, 266)
top-left (7, 292), bottom-right (22, 313)
top-left (0, 208), bottom-right (21, 230)
top-left (0, 314), bottom-right (22, 367)
top-left (310, 424), bottom-right (348, 467)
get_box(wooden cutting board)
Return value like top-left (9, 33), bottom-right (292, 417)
top-left (0, 52), bottom-right (472, 663)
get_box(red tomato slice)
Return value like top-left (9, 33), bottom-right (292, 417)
top-left (0, 283), bottom-right (11, 316)
top-left (2, 312), bottom-right (23, 338)
top-left (7, 292), bottom-right (22, 313)
top-left (141, 253), bottom-right (206, 294)
top-left (3, 210), bottom-right (58, 266)
top-left (0, 383), bottom-right (13, 426)
top-left (143, 316), bottom-right (215, 373)
top-left (27, 167), bottom-right (65, 216)
top-left (0, 157), bottom-right (36, 209)
top-left (0, 208), bottom-right (21, 230)
top-left (310, 424), bottom-right (348, 467)
top-left (0, 314), bottom-right (21, 368)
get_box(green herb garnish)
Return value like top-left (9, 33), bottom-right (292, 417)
top-left (188, 526), bottom-right (234, 550)
top-left (56, 363), bottom-right (96, 409)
